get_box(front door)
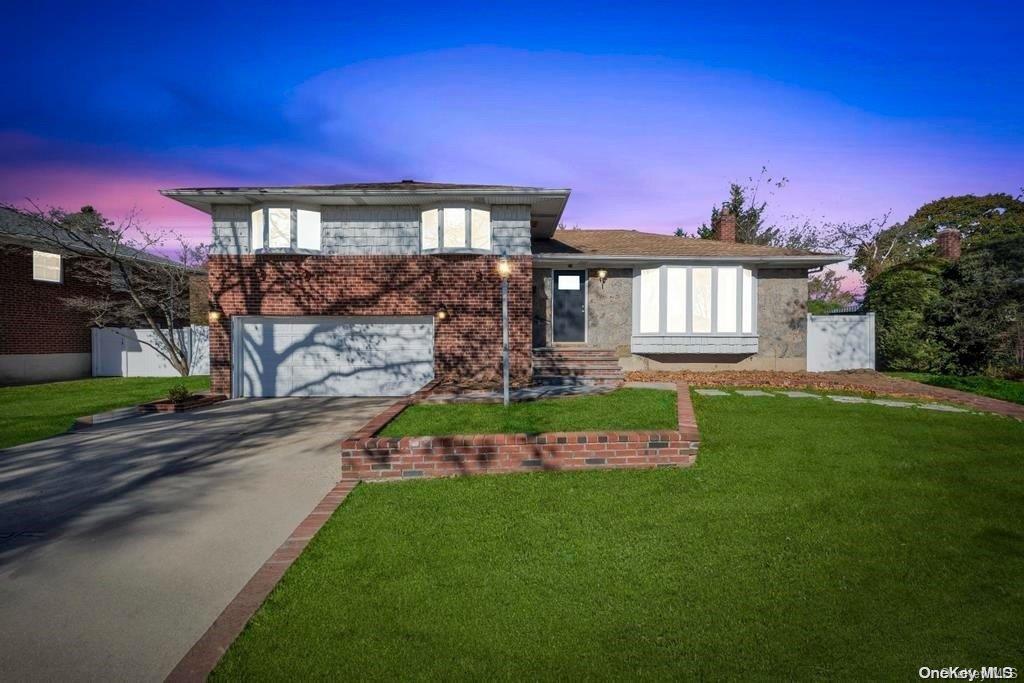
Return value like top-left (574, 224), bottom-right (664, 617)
top-left (552, 270), bottom-right (586, 342)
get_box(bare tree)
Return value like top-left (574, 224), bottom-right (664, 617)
top-left (0, 204), bottom-right (207, 376)
top-left (814, 212), bottom-right (921, 282)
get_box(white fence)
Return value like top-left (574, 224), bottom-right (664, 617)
top-left (92, 326), bottom-right (209, 377)
top-left (807, 313), bottom-right (876, 372)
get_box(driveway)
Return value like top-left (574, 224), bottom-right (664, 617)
top-left (0, 397), bottom-right (393, 682)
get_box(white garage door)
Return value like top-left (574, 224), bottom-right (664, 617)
top-left (233, 316), bottom-right (435, 397)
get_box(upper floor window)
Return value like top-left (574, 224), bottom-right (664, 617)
top-left (32, 250), bottom-right (62, 283)
top-left (637, 265), bottom-right (755, 335)
top-left (250, 207), bottom-right (321, 252)
top-left (421, 206), bottom-right (490, 252)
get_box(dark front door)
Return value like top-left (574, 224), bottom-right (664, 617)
top-left (552, 270), bottom-right (586, 342)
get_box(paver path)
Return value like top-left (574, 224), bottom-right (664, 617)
top-left (631, 370), bottom-right (1024, 420)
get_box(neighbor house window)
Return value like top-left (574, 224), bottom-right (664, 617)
top-left (250, 207), bottom-right (321, 252)
top-left (637, 266), bottom-right (755, 335)
top-left (32, 250), bottom-right (62, 283)
top-left (421, 207), bottom-right (490, 251)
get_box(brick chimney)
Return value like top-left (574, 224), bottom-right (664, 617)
top-left (936, 228), bottom-right (961, 261)
top-left (714, 207), bottom-right (737, 242)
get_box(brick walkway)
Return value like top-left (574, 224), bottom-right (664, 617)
top-left (626, 370), bottom-right (1024, 420)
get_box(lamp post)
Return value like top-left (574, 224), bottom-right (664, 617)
top-left (497, 257), bottom-right (512, 406)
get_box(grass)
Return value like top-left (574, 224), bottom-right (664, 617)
top-left (0, 376), bottom-right (210, 449)
top-left (889, 372), bottom-right (1024, 405)
top-left (214, 393), bottom-right (1024, 680)
top-left (378, 388), bottom-right (678, 436)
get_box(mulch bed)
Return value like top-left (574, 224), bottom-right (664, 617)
top-left (138, 393), bottom-right (226, 413)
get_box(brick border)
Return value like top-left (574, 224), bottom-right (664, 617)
top-left (165, 479), bottom-right (359, 682)
top-left (341, 383), bottom-right (700, 481)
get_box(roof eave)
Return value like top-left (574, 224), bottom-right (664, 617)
top-left (532, 253), bottom-right (848, 267)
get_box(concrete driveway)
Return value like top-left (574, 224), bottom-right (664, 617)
top-left (0, 397), bottom-right (393, 682)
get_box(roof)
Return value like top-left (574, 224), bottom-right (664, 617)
top-left (160, 180), bottom-right (571, 237)
top-left (532, 229), bottom-right (846, 266)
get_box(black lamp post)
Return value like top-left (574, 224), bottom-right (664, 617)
top-left (497, 257), bottom-right (512, 406)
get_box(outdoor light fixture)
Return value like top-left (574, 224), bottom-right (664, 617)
top-left (496, 257), bottom-right (512, 279)
top-left (208, 311), bottom-right (221, 323)
top-left (597, 268), bottom-right (608, 283)
top-left (436, 308), bottom-right (448, 321)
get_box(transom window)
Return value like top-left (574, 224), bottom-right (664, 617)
top-left (250, 207), bottom-right (321, 252)
top-left (637, 265), bottom-right (755, 335)
top-left (421, 206), bottom-right (490, 252)
top-left (32, 250), bottom-right (62, 283)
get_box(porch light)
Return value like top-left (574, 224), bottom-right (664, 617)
top-left (496, 257), bottom-right (512, 279)
top-left (436, 308), bottom-right (448, 321)
top-left (208, 311), bottom-right (221, 323)
top-left (596, 269), bottom-right (608, 283)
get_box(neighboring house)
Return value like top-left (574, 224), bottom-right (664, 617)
top-left (0, 207), bottom-right (203, 385)
top-left (161, 181), bottom-right (844, 398)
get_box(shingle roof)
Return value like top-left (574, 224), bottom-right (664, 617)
top-left (532, 229), bottom-right (840, 259)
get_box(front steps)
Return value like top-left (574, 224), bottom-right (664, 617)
top-left (532, 347), bottom-right (624, 386)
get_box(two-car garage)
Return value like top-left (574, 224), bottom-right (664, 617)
top-left (231, 316), bottom-right (435, 397)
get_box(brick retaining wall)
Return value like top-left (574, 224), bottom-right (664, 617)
top-left (341, 383), bottom-right (700, 481)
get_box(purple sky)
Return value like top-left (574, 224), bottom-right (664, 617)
top-left (2, 3), bottom-right (1021, 256)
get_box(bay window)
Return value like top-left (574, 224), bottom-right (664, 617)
top-left (635, 265), bottom-right (756, 336)
top-left (249, 206), bottom-right (322, 252)
top-left (421, 206), bottom-right (491, 252)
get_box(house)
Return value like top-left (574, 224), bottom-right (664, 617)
top-left (0, 207), bottom-right (202, 385)
top-left (161, 181), bottom-right (844, 398)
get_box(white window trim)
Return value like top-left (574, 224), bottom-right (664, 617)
top-left (420, 203), bottom-right (492, 253)
top-left (249, 204), bottom-right (322, 253)
top-left (32, 250), bottom-right (63, 284)
top-left (632, 264), bottom-right (758, 336)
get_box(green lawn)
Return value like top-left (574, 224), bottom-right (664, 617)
top-left (378, 388), bottom-right (677, 436)
top-left (889, 372), bottom-right (1024, 405)
top-left (0, 376), bottom-right (210, 449)
top-left (214, 393), bottom-right (1024, 680)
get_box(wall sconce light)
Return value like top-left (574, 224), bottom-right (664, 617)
top-left (596, 269), bottom-right (608, 283)
top-left (208, 311), bottom-right (222, 323)
top-left (436, 307), bottom-right (449, 321)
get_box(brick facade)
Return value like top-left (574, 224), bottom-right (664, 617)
top-left (207, 254), bottom-right (533, 396)
top-left (340, 383), bottom-right (700, 481)
top-left (0, 243), bottom-right (106, 355)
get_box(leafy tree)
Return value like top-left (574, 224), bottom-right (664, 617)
top-left (905, 192), bottom-right (1024, 247)
top-left (807, 270), bottom-right (855, 314)
top-left (931, 235), bottom-right (1024, 375)
top-left (863, 258), bottom-right (949, 371)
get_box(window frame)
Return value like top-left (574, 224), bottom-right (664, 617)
top-left (420, 203), bottom-right (491, 254)
top-left (249, 204), bottom-right (322, 254)
top-left (32, 250), bottom-right (63, 284)
top-left (632, 264), bottom-right (757, 337)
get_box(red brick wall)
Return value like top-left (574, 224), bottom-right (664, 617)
top-left (207, 254), bottom-right (533, 395)
top-left (0, 244), bottom-right (104, 355)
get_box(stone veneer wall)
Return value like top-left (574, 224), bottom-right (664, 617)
top-left (535, 267), bottom-right (810, 371)
top-left (207, 254), bottom-right (533, 396)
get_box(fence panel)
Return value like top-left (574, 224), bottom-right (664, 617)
top-left (92, 326), bottom-right (209, 377)
top-left (807, 313), bottom-right (876, 372)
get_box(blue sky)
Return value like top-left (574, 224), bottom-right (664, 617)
top-left (1, 0), bottom-right (1021, 239)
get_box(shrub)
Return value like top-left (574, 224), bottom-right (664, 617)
top-left (864, 258), bottom-right (949, 372)
top-left (168, 383), bottom-right (192, 404)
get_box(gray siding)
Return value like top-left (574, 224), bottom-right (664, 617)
top-left (210, 205), bottom-right (250, 255)
top-left (631, 335), bottom-right (758, 354)
top-left (208, 203), bottom-right (528, 256)
top-left (321, 206), bottom-right (420, 255)
top-left (491, 205), bottom-right (531, 256)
